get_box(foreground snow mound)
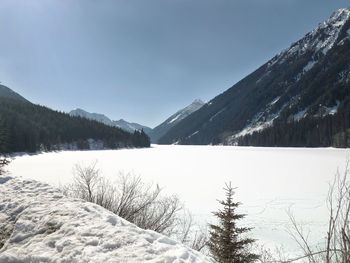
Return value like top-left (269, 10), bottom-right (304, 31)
top-left (0, 176), bottom-right (215, 263)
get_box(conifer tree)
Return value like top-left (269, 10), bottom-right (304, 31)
top-left (208, 183), bottom-right (259, 263)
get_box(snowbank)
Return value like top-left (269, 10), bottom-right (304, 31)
top-left (0, 175), bottom-right (215, 262)
top-left (8, 146), bottom-right (350, 253)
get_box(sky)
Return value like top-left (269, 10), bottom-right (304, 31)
top-left (0, 0), bottom-right (349, 128)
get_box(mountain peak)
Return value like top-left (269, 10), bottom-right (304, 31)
top-left (192, 99), bottom-right (205, 105)
top-left (267, 7), bottom-right (350, 70)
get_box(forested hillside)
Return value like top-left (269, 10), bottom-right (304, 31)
top-left (0, 97), bottom-right (150, 153)
top-left (158, 8), bottom-right (350, 148)
top-left (0, 84), bottom-right (28, 102)
top-left (237, 101), bottom-right (350, 147)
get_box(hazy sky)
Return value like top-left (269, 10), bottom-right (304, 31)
top-left (0, 0), bottom-right (349, 127)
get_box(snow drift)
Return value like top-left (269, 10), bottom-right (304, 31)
top-left (0, 175), bottom-right (215, 262)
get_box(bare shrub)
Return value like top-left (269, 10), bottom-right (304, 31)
top-left (173, 210), bottom-right (209, 252)
top-left (285, 160), bottom-right (350, 263)
top-left (189, 226), bottom-right (209, 252)
top-left (62, 161), bottom-right (208, 251)
top-left (251, 244), bottom-right (290, 263)
top-left (245, 161), bottom-right (350, 263)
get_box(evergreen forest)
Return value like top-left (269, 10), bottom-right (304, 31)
top-left (0, 97), bottom-right (150, 153)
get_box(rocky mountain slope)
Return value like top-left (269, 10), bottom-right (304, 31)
top-left (159, 8), bottom-right (350, 147)
top-left (0, 84), bottom-right (28, 102)
top-left (149, 99), bottom-right (205, 143)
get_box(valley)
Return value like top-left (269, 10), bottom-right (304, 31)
top-left (1, 2), bottom-right (350, 262)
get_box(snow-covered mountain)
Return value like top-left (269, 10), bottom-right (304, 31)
top-left (69, 100), bottom-right (205, 143)
top-left (149, 99), bottom-right (205, 143)
top-left (69, 108), bottom-right (152, 134)
top-left (69, 108), bottom-right (114, 126)
top-left (159, 8), bottom-right (350, 147)
top-left (0, 175), bottom-right (215, 262)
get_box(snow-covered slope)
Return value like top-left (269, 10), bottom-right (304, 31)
top-left (8, 146), bottom-right (350, 255)
top-left (69, 108), bottom-right (152, 134)
top-left (0, 175), bottom-right (215, 262)
top-left (158, 8), bottom-right (350, 147)
top-left (268, 8), bottom-right (350, 68)
top-left (149, 99), bottom-right (205, 143)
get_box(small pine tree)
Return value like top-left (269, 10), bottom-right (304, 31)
top-left (208, 182), bottom-right (259, 263)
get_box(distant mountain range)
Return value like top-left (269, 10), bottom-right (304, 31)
top-left (69, 108), bottom-right (152, 135)
top-left (69, 99), bottom-right (205, 143)
top-left (158, 8), bottom-right (350, 147)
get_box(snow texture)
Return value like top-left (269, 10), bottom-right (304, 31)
top-left (320, 102), bottom-right (340, 116)
top-left (293, 108), bottom-right (308, 121)
top-left (169, 114), bottom-right (181, 124)
top-left (187, 131), bottom-right (199, 139)
top-left (0, 175), bottom-right (215, 263)
top-left (209, 108), bottom-right (226, 122)
top-left (8, 146), bottom-right (350, 255)
top-left (227, 99), bottom-right (290, 142)
top-left (166, 100), bottom-right (205, 125)
top-left (269, 96), bottom-right (280, 106)
top-left (303, 60), bottom-right (316, 73)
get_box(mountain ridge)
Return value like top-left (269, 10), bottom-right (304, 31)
top-left (148, 99), bottom-right (205, 143)
top-left (69, 108), bottom-right (152, 134)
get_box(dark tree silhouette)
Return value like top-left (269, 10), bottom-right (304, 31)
top-left (208, 183), bottom-right (259, 263)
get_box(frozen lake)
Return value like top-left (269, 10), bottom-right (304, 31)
top-left (7, 145), bottom-right (350, 256)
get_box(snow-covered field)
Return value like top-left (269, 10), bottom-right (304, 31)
top-left (7, 145), bottom-right (350, 256)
